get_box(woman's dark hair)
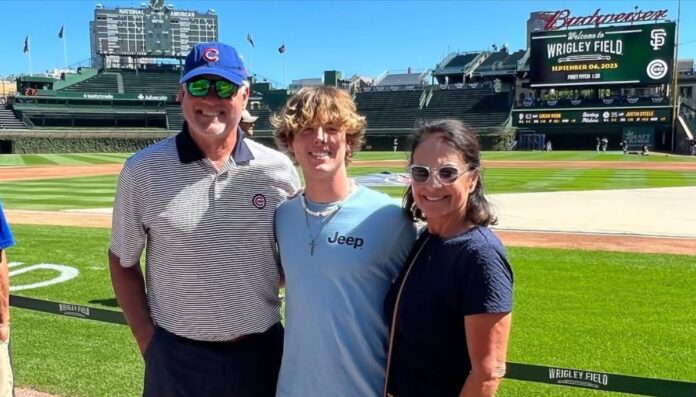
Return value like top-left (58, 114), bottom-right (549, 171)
top-left (403, 119), bottom-right (497, 226)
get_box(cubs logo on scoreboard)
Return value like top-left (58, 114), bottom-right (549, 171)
top-left (530, 22), bottom-right (676, 87)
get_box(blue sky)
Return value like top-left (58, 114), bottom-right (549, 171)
top-left (1, 0), bottom-right (694, 86)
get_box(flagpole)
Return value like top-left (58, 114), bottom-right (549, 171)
top-left (283, 52), bottom-right (287, 88)
top-left (63, 26), bottom-right (68, 69)
top-left (246, 34), bottom-right (254, 79)
top-left (249, 43), bottom-right (253, 76)
top-left (27, 36), bottom-right (33, 76)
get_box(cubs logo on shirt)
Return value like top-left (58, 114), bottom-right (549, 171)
top-left (252, 194), bottom-right (267, 209)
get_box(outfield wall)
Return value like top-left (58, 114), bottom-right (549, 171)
top-left (0, 127), bottom-right (515, 154)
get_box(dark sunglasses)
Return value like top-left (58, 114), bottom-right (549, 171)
top-left (408, 164), bottom-right (464, 185)
top-left (186, 78), bottom-right (239, 99)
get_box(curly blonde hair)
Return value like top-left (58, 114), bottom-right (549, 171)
top-left (272, 86), bottom-right (366, 164)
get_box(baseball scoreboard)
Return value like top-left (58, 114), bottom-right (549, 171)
top-left (529, 22), bottom-right (676, 87)
top-left (512, 107), bottom-right (672, 126)
top-left (90, 0), bottom-right (218, 59)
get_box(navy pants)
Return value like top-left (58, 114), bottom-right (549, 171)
top-left (143, 323), bottom-right (283, 397)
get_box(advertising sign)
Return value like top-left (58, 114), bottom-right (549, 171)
top-left (530, 22), bottom-right (676, 87)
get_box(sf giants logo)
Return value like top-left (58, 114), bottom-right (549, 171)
top-left (650, 29), bottom-right (667, 51)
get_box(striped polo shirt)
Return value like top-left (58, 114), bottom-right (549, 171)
top-left (110, 123), bottom-right (300, 341)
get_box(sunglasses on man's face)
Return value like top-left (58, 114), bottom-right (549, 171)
top-left (408, 164), bottom-right (464, 185)
top-left (186, 78), bottom-right (239, 99)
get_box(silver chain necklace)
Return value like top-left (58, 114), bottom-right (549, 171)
top-left (301, 181), bottom-right (357, 218)
top-left (302, 181), bottom-right (357, 255)
top-left (304, 208), bottom-right (342, 255)
top-left (301, 195), bottom-right (343, 217)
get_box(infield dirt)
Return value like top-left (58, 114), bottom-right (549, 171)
top-left (3, 160), bottom-right (694, 256)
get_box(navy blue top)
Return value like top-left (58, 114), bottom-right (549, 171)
top-left (0, 202), bottom-right (15, 250)
top-left (384, 226), bottom-right (513, 397)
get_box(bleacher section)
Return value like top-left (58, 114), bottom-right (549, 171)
top-left (444, 54), bottom-right (479, 68)
top-left (473, 50), bottom-right (526, 76)
top-left (10, 68), bottom-right (180, 130)
top-left (120, 70), bottom-right (180, 96)
top-left (377, 73), bottom-right (422, 86)
top-left (165, 105), bottom-right (184, 130)
top-left (504, 50), bottom-right (526, 68)
top-left (13, 99), bottom-right (167, 128)
top-left (432, 52), bottom-right (487, 84)
top-left (420, 87), bottom-right (510, 128)
top-left (355, 89), bottom-right (424, 129)
top-left (58, 69), bottom-right (181, 96)
top-left (475, 52), bottom-right (508, 71)
top-left (60, 73), bottom-right (119, 93)
top-left (0, 108), bottom-right (27, 130)
top-left (10, 64), bottom-right (511, 152)
top-left (355, 85), bottom-right (511, 133)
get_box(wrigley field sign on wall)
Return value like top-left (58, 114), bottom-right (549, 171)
top-left (530, 22), bottom-right (676, 87)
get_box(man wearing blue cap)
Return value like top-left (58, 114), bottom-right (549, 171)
top-left (109, 42), bottom-right (300, 397)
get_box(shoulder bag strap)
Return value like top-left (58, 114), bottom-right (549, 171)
top-left (383, 234), bottom-right (430, 397)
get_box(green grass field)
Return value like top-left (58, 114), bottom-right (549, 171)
top-left (0, 153), bottom-right (130, 167)
top-left (2, 168), bottom-right (696, 210)
top-left (0, 175), bottom-right (118, 210)
top-left (1, 151), bottom-right (696, 168)
top-left (2, 151), bottom-right (695, 396)
top-left (2, 151), bottom-right (695, 211)
top-left (7, 225), bottom-right (695, 397)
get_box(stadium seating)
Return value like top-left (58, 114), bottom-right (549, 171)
top-left (444, 54), bottom-right (479, 68)
top-left (14, 65), bottom-right (511, 138)
top-left (355, 89), bottom-right (423, 129)
top-left (474, 50), bottom-right (527, 76)
top-left (165, 105), bottom-right (184, 130)
top-left (377, 73), bottom-right (422, 86)
top-left (355, 85), bottom-right (511, 132)
top-left (120, 70), bottom-right (180, 96)
top-left (60, 73), bottom-right (119, 93)
top-left (0, 108), bottom-right (28, 130)
top-left (58, 69), bottom-right (180, 97)
top-left (475, 52), bottom-right (508, 72)
top-left (503, 50), bottom-right (526, 69)
top-left (432, 52), bottom-right (488, 84)
top-left (419, 87), bottom-right (510, 129)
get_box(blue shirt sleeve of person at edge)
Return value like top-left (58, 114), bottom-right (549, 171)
top-left (0, 202), bottom-right (15, 250)
top-left (384, 225), bottom-right (513, 397)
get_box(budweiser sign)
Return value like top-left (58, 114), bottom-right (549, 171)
top-left (540, 8), bottom-right (668, 31)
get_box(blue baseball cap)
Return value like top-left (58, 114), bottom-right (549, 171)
top-left (179, 42), bottom-right (247, 86)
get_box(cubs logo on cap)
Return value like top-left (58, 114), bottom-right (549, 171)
top-left (202, 48), bottom-right (220, 63)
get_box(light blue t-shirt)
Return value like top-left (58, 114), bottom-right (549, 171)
top-left (0, 202), bottom-right (14, 250)
top-left (275, 185), bottom-right (416, 397)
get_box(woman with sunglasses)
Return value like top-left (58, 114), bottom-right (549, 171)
top-left (384, 119), bottom-right (513, 397)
